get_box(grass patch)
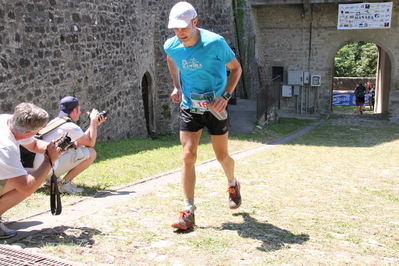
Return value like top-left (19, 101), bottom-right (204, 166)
top-left (7, 117), bottom-right (313, 219)
top-left (14, 114), bottom-right (399, 265)
top-left (332, 106), bottom-right (357, 111)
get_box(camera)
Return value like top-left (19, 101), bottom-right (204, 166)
top-left (55, 133), bottom-right (73, 151)
top-left (99, 110), bottom-right (107, 118)
top-left (88, 110), bottom-right (107, 121)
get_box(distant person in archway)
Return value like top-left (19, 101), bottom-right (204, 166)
top-left (366, 80), bottom-right (372, 90)
top-left (354, 82), bottom-right (367, 114)
top-left (365, 80), bottom-right (373, 111)
top-left (354, 83), bottom-right (359, 109)
top-left (368, 84), bottom-right (375, 111)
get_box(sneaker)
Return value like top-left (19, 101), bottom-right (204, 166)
top-left (227, 180), bottom-right (242, 209)
top-left (0, 217), bottom-right (17, 239)
top-left (58, 179), bottom-right (84, 194)
top-left (171, 210), bottom-right (195, 230)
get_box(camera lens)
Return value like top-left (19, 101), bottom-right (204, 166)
top-left (55, 134), bottom-right (72, 151)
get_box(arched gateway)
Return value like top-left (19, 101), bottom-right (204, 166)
top-left (248, 0), bottom-right (398, 116)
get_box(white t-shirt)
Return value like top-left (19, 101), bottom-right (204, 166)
top-left (0, 114), bottom-right (34, 180)
top-left (31, 117), bottom-right (85, 170)
top-left (40, 117), bottom-right (84, 142)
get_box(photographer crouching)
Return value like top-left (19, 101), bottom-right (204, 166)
top-left (26, 96), bottom-right (107, 194)
top-left (0, 103), bottom-right (62, 239)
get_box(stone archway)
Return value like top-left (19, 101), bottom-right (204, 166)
top-left (141, 71), bottom-right (154, 136)
top-left (376, 47), bottom-right (391, 114)
top-left (329, 42), bottom-right (393, 114)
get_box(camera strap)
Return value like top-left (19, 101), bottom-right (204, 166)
top-left (37, 117), bottom-right (72, 137)
top-left (50, 171), bottom-right (62, 215)
top-left (44, 117), bottom-right (73, 215)
top-left (48, 160), bottom-right (62, 215)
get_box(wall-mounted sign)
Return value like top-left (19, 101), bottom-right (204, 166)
top-left (337, 2), bottom-right (393, 30)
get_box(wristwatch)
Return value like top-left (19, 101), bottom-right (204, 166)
top-left (222, 91), bottom-right (231, 101)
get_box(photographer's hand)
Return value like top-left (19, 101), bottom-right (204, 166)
top-left (87, 109), bottom-right (106, 126)
top-left (44, 141), bottom-right (62, 165)
top-left (88, 109), bottom-right (100, 122)
top-left (97, 112), bottom-right (106, 125)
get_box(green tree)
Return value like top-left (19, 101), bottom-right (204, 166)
top-left (334, 42), bottom-right (378, 77)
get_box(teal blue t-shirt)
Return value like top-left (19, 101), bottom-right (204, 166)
top-left (164, 29), bottom-right (235, 109)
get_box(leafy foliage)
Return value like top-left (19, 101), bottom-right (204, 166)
top-left (334, 42), bottom-right (378, 77)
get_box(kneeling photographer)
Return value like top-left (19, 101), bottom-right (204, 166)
top-left (26, 96), bottom-right (107, 194)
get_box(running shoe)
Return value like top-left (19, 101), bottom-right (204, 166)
top-left (227, 180), bottom-right (242, 209)
top-left (171, 210), bottom-right (195, 230)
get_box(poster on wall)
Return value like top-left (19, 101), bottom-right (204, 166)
top-left (337, 2), bottom-right (393, 30)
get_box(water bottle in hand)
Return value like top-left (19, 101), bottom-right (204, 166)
top-left (207, 98), bottom-right (228, 120)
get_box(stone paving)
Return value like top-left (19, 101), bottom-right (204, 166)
top-left (329, 110), bottom-right (395, 128)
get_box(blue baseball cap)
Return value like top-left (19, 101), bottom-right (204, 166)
top-left (58, 96), bottom-right (79, 118)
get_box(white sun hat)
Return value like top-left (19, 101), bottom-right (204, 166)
top-left (168, 1), bottom-right (197, 29)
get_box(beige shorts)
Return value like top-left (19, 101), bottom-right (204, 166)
top-left (46, 147), bottom-right (91, 180)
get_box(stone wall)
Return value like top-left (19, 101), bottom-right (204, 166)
top-left (0, 0), bottom-right (236, 141)
top-left (231, 0), bottom-right (259, 100)
top-left (6, 0), bottom-right (394, 138)
top-left (258, 101), bottom-right (278, 126)
top-left (333, 77), bottom-right (376, 91)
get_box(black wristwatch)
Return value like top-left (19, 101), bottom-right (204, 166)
top-left (222, 91), bottom-right (231, 101)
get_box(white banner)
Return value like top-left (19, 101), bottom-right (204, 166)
top-left (338, 2), bottom-right (393, 30)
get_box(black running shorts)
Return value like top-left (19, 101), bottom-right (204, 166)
top-left (179, 105), bottom-right (229, 135)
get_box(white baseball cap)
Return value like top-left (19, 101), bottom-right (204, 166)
top-left (168, 2), bottom-right (197, 29)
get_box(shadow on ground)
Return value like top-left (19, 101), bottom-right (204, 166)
top-left (221, 212), bottom-right (309, 252)
top-left (19, 225), bottom-right (101, 247)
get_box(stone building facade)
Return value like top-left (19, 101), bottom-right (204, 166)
top-left (246, 0), bottom-right (399, 115)
top-left (0, 0), bottom-right (236, 141)
top-left (2, 0), bottom-right (399, 142)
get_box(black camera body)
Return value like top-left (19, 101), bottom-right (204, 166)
top-left (55, 133), bottom-right (73, 151)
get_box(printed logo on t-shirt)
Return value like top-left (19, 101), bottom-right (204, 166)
top-left (182, 58), bottom-right (202, 71)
